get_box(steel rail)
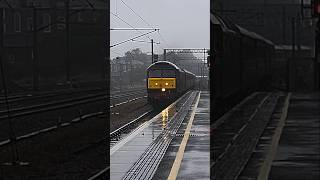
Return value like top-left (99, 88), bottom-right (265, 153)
top-left (87, 166), bottom-right (110, 180)
top-left (0, 90), bottom-right (145, 120)
top-left (0, 96), bottom-right (147, 147)
top-left (110, 110), bottom-right (153, 140)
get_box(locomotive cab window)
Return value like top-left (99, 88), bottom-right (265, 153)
top-left (149, 69), bottom-right (176, 78)
top-left (148, 70), bottom-right (162, 77)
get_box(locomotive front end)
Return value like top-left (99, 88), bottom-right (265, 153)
top-left (146, 62), bottom-right (179, 104)
top-left (147, 73), bottom-right (177, 102)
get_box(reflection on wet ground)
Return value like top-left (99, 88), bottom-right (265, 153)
top-left (269, 93), bottom-right (320, 180)
top-left (110, 93), bottom-right (190, 180)
top-left (161, 107), bottom-right (169, 130)
top-left (152, 92), bottom-right (210, 180)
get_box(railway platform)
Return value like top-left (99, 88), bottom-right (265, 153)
top-left (237, 92), bottom-right (320, 180)
top-left (267, 93), bottom-right (320, 180)
top-left (212, 91), bottom-right (319, 180)
top-left (110, 91), bottom-right (210, 180)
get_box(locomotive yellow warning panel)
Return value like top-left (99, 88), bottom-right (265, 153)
top-left (148, 78), bottom-right (176, 89)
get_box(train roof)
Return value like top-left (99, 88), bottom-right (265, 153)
top-left (147, 61), bottom-right (197, 76)
top-left (210, 13), bottom-right (226, 27)
top-left (183, 69), bottom-right (196, 76)
top-left (210, 12), bottom-right (238, 33)
top-left (235, 25), bottom-right (274, 46)
top-left (147, 61), bottom-right (182, 71)
top-left (211, 11), bottom-right (274, 46)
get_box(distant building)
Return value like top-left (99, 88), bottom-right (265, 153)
top-left (110, 57), bottom-right (144, 76)
top-left (110, 57), bottom-right (145, 89)
top-left (0, 0), bottom-right (108, 91)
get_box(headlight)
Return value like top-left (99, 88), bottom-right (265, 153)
top-left (155, 83), bottom-right (158, 85)
top-left (162, 88), bottom-right (165, 92)
top-left (165, 82), bottom-right (168, 86)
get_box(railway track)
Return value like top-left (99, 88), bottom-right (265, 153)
top-left (0, 89), bottom-right (147, 179)
top-left (0, 86), bottom-right (143, 101)
top-left (110, 110), bottom-right (153, 147)
top-left (0, 88), bottom-right (105, 109)
top-left (0, 111), bottom-right (105, 147)
top-left (87, 99), bottom-right (154, 180)
top-left (0, 89), bottom-right (146, 147)
top-left (110, 90), bottom-right (146, 106)
top-left (0, 87), bottom-right (144, 110)
top-left (87, 166), bottom-right (109, 180)
top-left (0, 89), bottom-right (145, 121)
top-left (211, 92), bottom-right (286, 179)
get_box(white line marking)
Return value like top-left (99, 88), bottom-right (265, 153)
top-left (167, 91), bottom-right (201, 180)
top-left (257, 93), bottom-right (291, 180)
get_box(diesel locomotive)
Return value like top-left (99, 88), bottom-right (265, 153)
top-left (146, 61), bottom-right (196, 105)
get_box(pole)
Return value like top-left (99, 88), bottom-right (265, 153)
top-left (119, 63), bottom-right (122, 92)
top-left (164, 49), bottom-right (166, 61)
top-left (151, 39), bottom-right (154, 64)
top-left (198, 62), bottom-right (200, 90)
top-left (297, 14), bottom-right (301, 54)
top-left (65, 0), bottom-right (70, 83)
top-left (282, 5), bottom-right (286, 44)
top-left (0, 8), bottom-right (19, 164)
top-left (130, 55), bottom-right (133, 87)
top-left (316, 15), bottom-right (320, 90)
top-left (203, 49), bottom-right (206, 90)
top-left (203, 48), bottom-right (206, 65)
top-left (198, 62), bottom-right (200, 75)
top-left (204, 48), bottom-right (206, 70)
top-left (33, 7), bottom-right (38, 91)
top-left (289, 17), bottom-right (296, 91)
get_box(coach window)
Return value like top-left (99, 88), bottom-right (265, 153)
top-left (14, 12), bottom-right (21, 32)
top-left (43, 14), bottom-right (51, 32)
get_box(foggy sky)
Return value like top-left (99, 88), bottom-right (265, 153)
top-left (110, 0), bottom-right (209, 59)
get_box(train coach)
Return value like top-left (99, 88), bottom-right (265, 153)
top-left (146, 61), bottom-right (196, 105)
top-left (211, 12), bottom-right (275, 119)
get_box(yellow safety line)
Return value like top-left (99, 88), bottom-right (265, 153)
top-left (167, 91), bottom-right (201, 180)
top-left (257, 92), bottom-right (292, 180)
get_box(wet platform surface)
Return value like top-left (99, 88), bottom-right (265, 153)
top-left (153, 91), bottom-right (210, 180)
top-left (268, 93), bottom-right (320, 180)
top-left (110, 96), bottom-right (179, 180)
top-left (110, 91), bottom-right (210, 180)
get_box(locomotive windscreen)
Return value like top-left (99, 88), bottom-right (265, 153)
top-left (148, 69), bottom-right (176, 78)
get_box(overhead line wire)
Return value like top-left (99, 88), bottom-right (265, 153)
top-left (118, 0), bottom-right (167, 52)
top-left (120, 0), bottom-right (153, 28)
top-left (110, 11), bottom-right (151, 41)
top-left (113, 0), bottom-right (168, 54)
top-left (110, 29), bottom-right (157, 48)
